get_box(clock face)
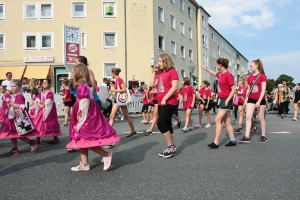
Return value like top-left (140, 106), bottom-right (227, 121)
top-left (66, 27), bottom-right (80, 43)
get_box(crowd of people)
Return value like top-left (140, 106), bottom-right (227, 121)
top-left (1, 53), bottom-right (299, 171)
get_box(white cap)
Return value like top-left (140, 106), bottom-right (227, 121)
top-left (278, 84), bottom-right (283, 87)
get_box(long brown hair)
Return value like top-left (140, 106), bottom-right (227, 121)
top-left (159, 54), bottom-right (175, 72)
top-left (252, 59), bottom-right (265, 74)
top-left (183, 77), bottom-right (191, 86)
top-left (72, 64), bottom-right (92, 89)
top-left (216, 58), bottom-right (229, 69)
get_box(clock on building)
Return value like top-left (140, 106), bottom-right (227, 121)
top-left (65, 27), bottom-right (80, 43)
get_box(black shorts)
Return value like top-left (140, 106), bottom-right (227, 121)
top-left (238, 102), bottom-right (244, 106)
top-left (173, 106), bottom-right (179, 116)
top-left (294, 99), bottom-right (300, 104)
top-left (218, 97), bottom-right (233, 111)
top-left (64, 101), bottom-right (73, 107)
top-left (148, 104), bottom-right (154, 107)
top-left (247, 98), bottom-right (266, 105)
top-left (141, 104), bottom-right (149, 113)
top-left (153, 100), bottom-right (158, 105)
top-left (157, 105), bottom-right (177, 134)
top-left (200, 99), bottom-right (212, 111)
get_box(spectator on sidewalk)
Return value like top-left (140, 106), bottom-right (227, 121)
top-left (2, 72), bottom-right (12, 93)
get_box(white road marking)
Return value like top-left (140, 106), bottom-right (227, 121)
top-left (123, 132), bottom-right (160, 134)
top-left (269, 131), bottom-right (291, 134)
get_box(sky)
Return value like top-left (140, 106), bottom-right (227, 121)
top-left (197, 0), bottom-right (300, 82)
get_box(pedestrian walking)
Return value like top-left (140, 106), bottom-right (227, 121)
top-left (236, 76), bottom-right (248, 132)
top-left (292, 83), bottom-right (300, 121)
top-left (238, 59), bottom-right (268, 144)
top-left (279, 81), bottom-right (290, 118)
top-left (66, 63), bottom-right (120, 171)
top-left (201, 58), bottom-right (237, 148)
top-left (0, 85), bottom-right (11, 122)
top-left (60, 78), bottom-right (72, 127)
top-left (195, 80), bottom-right (212, 128)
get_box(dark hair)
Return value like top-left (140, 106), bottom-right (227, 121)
top-left (216, 58), bottom-right (229, 69)
top-left (31, 87), bottom-right (39, 96)
top-left (183, 77), bottom-right (191, 86)
top-left (43, 78), bottom-right (51, 85)
top-left (297, 83), bottom-right (300, 86)
top-left (22, 77), bottom-right (28, 80)
top-left (141, 82), bottom-right (145, 85)
top-left (202, 80), bottom-right (210, 87)
top-left (103, 78), bottom-right (108, 82)
top-left (76, 56), bottom-right (88, 66)
top-left (111, 68), bottom-right (121, 75)
top-left (6, 72), bottom-right (12, 76)
top-left (62, 78), bottom-right (69, 85)
top-left (0, 85), bottom-right (7, 90)
top-left (251, 59), bottom-right (265, 74)
top-left (11, 80), bottom-right (22, 87)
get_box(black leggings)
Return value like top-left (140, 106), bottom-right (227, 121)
top-left (157, 105), bottom-right (177, 134)
top-left (280, 101), bottom-right (289, 115)
top-left (234, 105), bottom-right (238, 119)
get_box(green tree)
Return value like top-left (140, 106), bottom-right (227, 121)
top-left (275, 74), bottom-right (296, 89)
top-left (266, 79), bottom-right (275, 94)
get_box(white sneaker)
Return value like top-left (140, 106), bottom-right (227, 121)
top-left (150, 120), bottom-right (153, 123)
top-left (103, 152), bottom-right (113, 171)
top-left (195, 124), bottom-right (201, 128)
top-left (114, 118), bottom-right (118, 121)
top-left (292, 117), bottom-right (297, 121)
top-left (141, 120), bottom-right (145, 123)
top-left (71, 161), bottom-right (90, 171)
top-left (205, 124), bottom-right (211, 128)
top-left (121, 116), bottom-right (124, 121)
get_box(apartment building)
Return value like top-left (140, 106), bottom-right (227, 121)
top-left (0, 0), bottom-right (247, 92)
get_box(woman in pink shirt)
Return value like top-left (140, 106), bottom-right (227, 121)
top-left (150, 54), bottom-right (179, 158)
top-left (201, 58), bottom-right (236, 148)
top-left (238, 59), bottom-right (268, 144)
top-left (195, 80), bottom-right (212, 128)
top-left (236, 76), bottom-right (248, 132)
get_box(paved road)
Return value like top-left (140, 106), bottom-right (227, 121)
top-left (0, 108), bottom-right (299, 199)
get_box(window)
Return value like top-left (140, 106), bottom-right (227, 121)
top-left (103, 2), bottom-right (116, 18)
top-left (202, 15), bottom-right (207, 28)
top-left (41, 34), bottom-right (52, 49)
top-left (212, 50), bottom-right (217, 59)
top-left (103, 32), bottom-right (116, 48)
top-left (189, 49), bottom-right (193, 61)
top-left (180, 22), bottom-right (184, 34)
top-left (104, 63), bottom-right (116, 78)
top-left (81, 32), bottom-right (87, 49)
top-left (0, 34), bottom-right (5, 50)
top-left (188, 28), bottom-right (192, 39)
top-left (158, 35), bottom-right (164, 50)
top-left (170, 41), bottom-right (176, 55)
top-left (179, 0), bottom-right (184, 11)
top-left (170, 0), bottom-right (175, 4)
top-left (158, 6), bottom-right (164, 22)
top-left (170, 15), bottom-right (175, 29)
top-left (180, 46), bottom-right (185, 58)
top-left (24, 3), bottom-right (53, 19)
top-left (188, 6), bottom-right (192, 18)
top-left (221, 41), bottom-right (224, 49)
top-left (211, 32), bottom-right (216, 42)
top-left (72, 2), bottom-right (86, 18)
top-left (203, 53), bottom-right (208, 67)
top-left (181, 69), bottom-right (185, 79)
top-left (0, 4), bottom-right (5, 20)
top-left (218, 46), bottom-right (220, 55)
top-left (202, 35), bottom-right (208, 48)
top-left (24, 33), bottom-right (54, 50)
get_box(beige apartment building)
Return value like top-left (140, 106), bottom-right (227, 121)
top-left (0, 0), bottom-right (247, 92)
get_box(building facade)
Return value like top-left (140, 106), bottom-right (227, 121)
top-left (0, 0), bottom-right (247, 92)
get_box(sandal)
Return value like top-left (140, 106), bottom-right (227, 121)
top-left (104, 145), bottom-right (113, 149)
top-left (48, 138), bottom-right (59, 144)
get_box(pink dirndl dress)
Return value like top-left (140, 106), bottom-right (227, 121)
top-left (0, 93), bottom-right (40, 139)
top-left (66, 84), bottom-right (120, 149)
top-left (29, 94), bottom-right (40, 119)
top-left (0, 93), bottom-right (11, 122)
top-left (33, 91), bottom-right (62, 137)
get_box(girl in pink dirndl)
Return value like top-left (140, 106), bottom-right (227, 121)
top-left (34, 79), bottom-right (61, 144)
top-left (0, 85), bottom-right (11, 122)
top-left (67, 64), bottom-right (120, 171)
top-left (29, 88), bottom-right (40, 119)
top-left (0, 80), bottom-right (39, 155)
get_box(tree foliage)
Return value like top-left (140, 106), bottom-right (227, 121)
top-left (266, 79), bottom-right (275, 94)
top-left (275, 74), bottom-right (295, 89)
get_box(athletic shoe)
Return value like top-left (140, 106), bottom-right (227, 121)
top-left (177, 121), bottom-right (181, 128)
top-left (292, 118), bottom-right (297, 121)
top-left (141, 120), bottom-right (145, 123)
top-left (30, 140), bottom-right (37, 152)
top-left (182, 127), bottom-right (188, 132)
top-left (237, 136), bottom-right (250, 143)
top-left (60, 123), bottom-right (67, 127)
top-left (236, 127), bottom-right (242, 132)
top-left (208, 142), bottom-right (218, 149)
top-left (159, 151), bottom-right (176, 157)
top-left (149, 120), bottom-right (153, 123)
top-left (233, 118), bottom-right (237, 121)
top-left (114, 118), bottom-right (118, 121)
top-left (225, 141), bottom-right (236, 146)
top-left (250, 127), bottom-right (258, 134)
top-left (143, 129), bottom-right (152, 136)
top-left (205, 124), bottom-right (211, 128)
top-left (103, 152), bottom-right (113, 170)
top-left (255, 118), bottom-right (260, 123)
top-left (5, 148), bottom-right (20, 156)
top-left (259, 136), bottom-right (267, 144)
top-left (162, 145), bottom-right (177, 158)
top-left (187, 126), bottom-right (194, 131)
top-left (195, 124), bottom-right (201, 128)
top-left (126, 131), bottom-right (138, 138)
top-left (121, 116), bottom-right (124, 121)
top-left (71, 161), bottom-right (90, 171)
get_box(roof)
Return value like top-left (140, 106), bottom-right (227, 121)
top-left (209, 24), bottom-right (249, 62)
top-left (199, 6), bottom-right (211, 17)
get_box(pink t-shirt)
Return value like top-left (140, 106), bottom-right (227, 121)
top-left (199, 88), bottom-right (211, 100)
top-left (180, 86), bottom-right (194, 109)
top-left (152, 86), bottom-right (158, 100)
top-left (248, 74), bottom-right (267, 100)
top-left (142, 91), bottom-right (148, 105)
top-left (156, 69), bottom-right (179, 106)
top-left (238, 86), bottom-right (248, 104)
top-left (114, 77), bottom-right (124, 90)
top-left (216, 71), bottom-right (235, 98)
